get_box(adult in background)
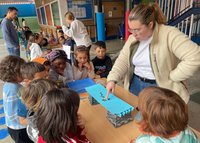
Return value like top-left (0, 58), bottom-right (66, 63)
top-left (1, 7), bottom-right (20, 56)
top-left (22, 18), bottom-right (28, 27)
top-left (62, 12), bottom-right (92, 50)
top-left (106, 3), bottom-right (200, 104)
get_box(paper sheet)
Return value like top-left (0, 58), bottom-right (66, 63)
top-left (62, 45), bottom-right (71, 59)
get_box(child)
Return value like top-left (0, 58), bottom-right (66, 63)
top-left (73, 46), bottom-right (95, 80)
top-left (0, 55), bottom-right (33, 143)
top-left (37, 31), bottom-right (48, 47)
top-left (18, 62), bottom-right (47, 125)
top-left (62, 34), bottom-right (74, 51)
top-left (32, 58), bottom-right (51, 79)
top-left (45, 50), bottom-right (73, 86)
top-left (48, 33), bottom-right (58, 46)
top-left (129, 86), bottom-right (199, 143)
top-left (21, 79), bottom-right (57, 142)
top-left (36, 88), bottom-right (90, 143)
top-left (92, 41), bottom-right (112, 79)
top-left (18, 27), bottom-right (26, 45)
top-left (24, 30), bottom-right (33, 60)
top-left (27, 33), bottom-right (44, 61)
top-left (57, 30), bottom-right (64, 43)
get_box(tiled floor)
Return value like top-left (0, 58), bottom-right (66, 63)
top-left (0, 38), bottom-right (200, 143)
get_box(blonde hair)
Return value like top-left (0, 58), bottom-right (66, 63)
top-left (21, 78), bottom-right (57, 112)
top-left (128, 3), bottom-right (166, 27)
top-left (64, 12), bottom-right (75, 21)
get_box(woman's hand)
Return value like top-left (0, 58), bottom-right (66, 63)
top-left (106, 81), bottom-right (115, 98)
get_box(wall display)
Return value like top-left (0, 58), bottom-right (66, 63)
top-left (45, 4), bottom-right (53, 26)
top-left (40, 7), bottom-right (47, 25)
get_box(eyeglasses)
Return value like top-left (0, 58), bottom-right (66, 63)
top-left (128, 28), bottom-right (140, 35)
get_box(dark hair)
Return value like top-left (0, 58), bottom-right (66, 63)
top-left (36, 88), bottom-right (80, 143)
top-left (22, 18), bottom-right (25, 22)
top-left (73, 45), bottom-right (90, 67)
top-left (138, 86), bottom-right (188, 138)
top-left (0, 55), bottom-right (26, 82)
top-left (59, 36), bottom-right (65, 40)
top-left (43, 61), bottom-right (50, 66)
top-left (22, 79), bottom-right (57, 112)
top-left (128, 3), bottom-right (166, 27)
top-left (25, 30), bottom-right (33, 40)
top-left (94, 41), bottom-right (106, 50)
top-left (7, 7), bottom-right (18, 13)
top-left (58, 30), bottom-right (64, 34)
top-left (21, 62), bottom-right (46, 80)
top-left (45, 50), bottom-right (68, 63)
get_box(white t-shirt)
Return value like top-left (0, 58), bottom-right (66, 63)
top-left (132, 36), bottom-right (155, 80)
top-left (30, 43), bottom-right (43, 61)
top-left (62, 19), bottom-right (92, 47)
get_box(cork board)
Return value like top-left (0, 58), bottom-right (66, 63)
top-left (102, 2), bottom-right (124, 19)
top-left (45, 4), bottom-right (53, 26)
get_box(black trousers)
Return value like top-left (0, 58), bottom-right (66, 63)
top-left (7, 127), bottom-right (33, 143)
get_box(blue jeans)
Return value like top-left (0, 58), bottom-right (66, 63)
top-left (7, 47), bottom-right (20, 56)
top-left (129, 75), bottom-right (157, 96)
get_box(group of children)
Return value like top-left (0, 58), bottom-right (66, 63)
top-left (1, 33), bottom-right (199, 143)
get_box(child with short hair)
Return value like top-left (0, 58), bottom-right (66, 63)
top-left (57, 30), bottom-right (64, 43)
top-left (129, 86), bottom-right (199, 143)
top-left (18, 62), bottom-right (47, 125)
top-left (0, 55), bottom-right (33, 143)
top-left (59, 35), bottom-right (74, 51)
top-left (21, 79), bottom-right (57, 142)
top-left (36, 88), bottom-right (90, 143)
top-left (92, 41), bottom-right (112, 79)
top-left (27, 33), bottom-right (44, 61)
top-left (64, 34), bottom-right (74, 51)
top-left (32, 58), bottom-right (51, 79)
top-left (24, 30), bottom-right (33, 60)
top-left (48, 33), bottom-right (58, 46)
top-left (73, 45), bottom-right (95, 80)
top-left (45, 50), bottom-right (73, 86)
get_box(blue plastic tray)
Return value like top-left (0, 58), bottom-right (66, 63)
top-left (67, 78), bottom-right (95, 93)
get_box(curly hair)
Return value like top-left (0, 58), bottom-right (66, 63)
top-left (0, 55), bottom-right (26, 82)
top-left (45, 50), bottom-right (68, 63)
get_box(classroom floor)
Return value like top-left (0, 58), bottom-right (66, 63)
top-left (0, 38), bottom-right (200, 143)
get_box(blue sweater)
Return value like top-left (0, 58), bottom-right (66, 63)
top-left (3, 83), bottom-right (26, 129)
top-left (1, 18), bottom-right (19, 48)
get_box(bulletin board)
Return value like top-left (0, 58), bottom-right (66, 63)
top-left (45, 4), bottom-right (53, 26)
top-left (67, 0), bottom-right (93, 20)
top-left (37, 8), bottom-right (42, 24)
top-left (102, 2), bottom-right (124, 19)
top-left (40, 7), bottom-right (47, 25)
top-left (51, 2), bottom-right (61, 26)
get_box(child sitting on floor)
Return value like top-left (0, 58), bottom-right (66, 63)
top-left (72, 45), bottom-right (95, 80)
top-left (48, 33), bottom-right (58, 46)
top-left (18, 62), bottom-right (47, 126)
top-left (129, 86), bottom-right (199, 143)
top-left (36, 88), bottom-right (90, 143)
top-left (45, 50), bottom-right (73, 86)
top-left (0, 55), bottom-right (33, 143)
top-left (92, 41), bottom-right (112, 79)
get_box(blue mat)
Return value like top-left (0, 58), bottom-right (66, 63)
top-left (85, 84), bottom-right (134, 117)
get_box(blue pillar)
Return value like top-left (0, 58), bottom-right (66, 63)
top-left (96, 12), bottom-right (105, 42)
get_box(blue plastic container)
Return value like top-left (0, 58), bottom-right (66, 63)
top-left (67, 78), bottom-right (95, 93)
top-left (119, 24), bottom-right (125, 37)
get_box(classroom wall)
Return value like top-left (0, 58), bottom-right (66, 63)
top-left (0, 4), bottom-right (37, 18)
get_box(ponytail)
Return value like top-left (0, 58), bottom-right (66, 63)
top-left (128, 3), bottom-right (166, 27)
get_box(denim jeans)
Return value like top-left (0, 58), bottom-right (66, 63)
top-left (7, 47), bottom-right (20, 56)
top-left (129, 75), bottom-right (157, 96)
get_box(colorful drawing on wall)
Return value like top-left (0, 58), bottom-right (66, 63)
top-left (40, 7), bottom-right (47, 25)
top-left (37, 8), bottom-right (42, 24)
top-left (45, 4), bottom-right (53, 26)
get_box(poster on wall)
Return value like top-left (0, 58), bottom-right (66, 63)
top-left (67, 1), bottom-right (93, 20)
top-left (45, 4), bottom-right (53, 26)
top-left (40, 7), bottom-right (47, 25)
top-left (36, 8), bottom-right (42, 24)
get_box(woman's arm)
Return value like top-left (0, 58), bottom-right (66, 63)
top-left (62, 24), bottom-right (74, 38)
top-left (168, 27), bottom-right (200, 82)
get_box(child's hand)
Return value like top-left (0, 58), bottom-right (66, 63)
top-left (128, 138), bottom-right (137, 143)
top-left (96, 71), bottom-right (101, 75)
top-left (78, 63), bottom-right (83, 72)
top-left (94, 74), bottom-right (101, 79)
top-left (55, 68), bottom-right (64, 76)
top-left (77, 113), bottom-right (85, 128)
top-left (83, 62), bottom-right (92, 73)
